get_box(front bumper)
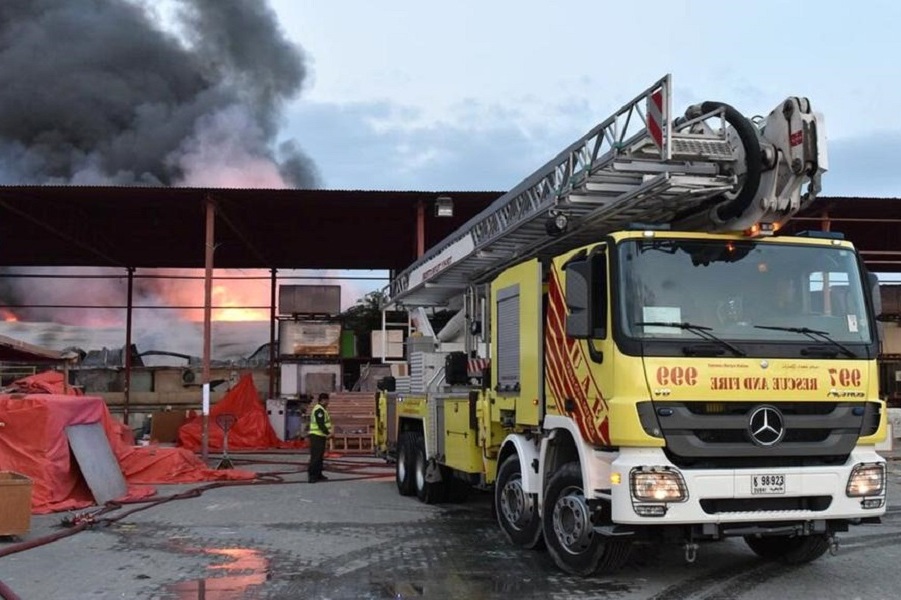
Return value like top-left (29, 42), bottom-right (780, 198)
top-left (607, 447), bottom-right (886, 525)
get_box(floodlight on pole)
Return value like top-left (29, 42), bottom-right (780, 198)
top-left (435, 196), bottom-right (454, 218)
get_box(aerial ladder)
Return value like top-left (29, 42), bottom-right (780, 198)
top-left (386, 74), bottom-right (827, 310)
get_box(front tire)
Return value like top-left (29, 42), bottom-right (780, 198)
top-left (495, 454), bottom-right (542, 549)
top-left (395, 432), bottom-right (415, 496)
top-left (542, 462), bottom-right (631, 576)
top-left (744, 534), bottom-right (831, 564)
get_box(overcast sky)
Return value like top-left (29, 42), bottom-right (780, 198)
top-left (266, 0), bottom-right (901, 197)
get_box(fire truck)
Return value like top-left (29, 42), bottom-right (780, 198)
top-left (374, 75), bottom-right (887, 575)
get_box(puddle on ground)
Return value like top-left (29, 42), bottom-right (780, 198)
top-left (169, 548), bottom-right (268, 599)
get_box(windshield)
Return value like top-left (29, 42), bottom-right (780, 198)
top-left (617, 238), bottom-right (873, 345)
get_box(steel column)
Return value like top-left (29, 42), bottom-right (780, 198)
top-left (269, 268), bottom-right (277, 400)
top-left (202, 196), bottom-right (215, 464)
top-left (416, 200), bottom-right (425, 258)
top-left (123, 267), bottom-right (134, 425)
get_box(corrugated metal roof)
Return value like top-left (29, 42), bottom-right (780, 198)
top-left (0, 186), bottom-right (897, 272)
top-left (0, 334), bottom-right (64, 363)
top-left (0, 187), bottom-right (502, 270)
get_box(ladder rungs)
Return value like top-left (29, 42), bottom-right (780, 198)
top-left (671, 137), bottom-right (733, 159)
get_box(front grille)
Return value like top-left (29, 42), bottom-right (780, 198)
top-left (700, 496), bottom-right (832, 514)
top-left (654, 401), bottom-right (865, 468)
top-left (694, 428), bottom-right (831, 444)
top-left (694, 429), bottom-right (745, 444)
top-left (683, 402), bottom-right (837, 416)
top-left (783, 429), bottom-right (832, 443)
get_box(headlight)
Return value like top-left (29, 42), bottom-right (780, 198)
top-left (846, 463), bottom-right (885, 497)
top-left (630, 468), bottom-right (687, 502)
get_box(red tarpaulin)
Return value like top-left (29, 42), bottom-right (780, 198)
top-left (0, 383), bottom-right (257, 514)
top-left (178, 373), bottom-right (306, 451)
top-left (7, 370), bottom-right (82, 395)
top-left (0, 394), bottom-right (157, 513)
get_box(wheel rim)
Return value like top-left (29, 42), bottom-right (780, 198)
top-left (500, 475), bottom-right (534, 531)
top-left (397, 447), bottom-right (407, 482)
top-left (415, 453), bottom-right (426, 491)
top-left (552, 486), bottom-right (594, 555)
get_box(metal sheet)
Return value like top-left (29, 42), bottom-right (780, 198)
top-left (65, 422), bottom-right (128, 505)
top-left (278, 285), bottom-right (341, 316)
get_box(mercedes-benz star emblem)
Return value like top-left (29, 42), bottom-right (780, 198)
top-left (748, 405), bottom-right (785, 446)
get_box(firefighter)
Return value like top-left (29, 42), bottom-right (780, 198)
top-left (307, 392), bottom-right (332, 483)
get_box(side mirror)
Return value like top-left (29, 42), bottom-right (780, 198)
top-left (866, 270), bottom-right (884, 345)
top-left (867, 271), bottom-right (882, 320)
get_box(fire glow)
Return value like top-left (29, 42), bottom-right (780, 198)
top-left (150, 271), bottom-right (271, 322)
top-left (212, 282), bottom-right (269, 322)
top-left (1, 309), bottom-right (18, 322)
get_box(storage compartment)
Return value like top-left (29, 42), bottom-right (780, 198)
top-left (0, 471), bottom-right (33, 536)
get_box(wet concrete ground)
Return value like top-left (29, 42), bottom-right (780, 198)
top-left (2, 451), bottom-right (900, 599)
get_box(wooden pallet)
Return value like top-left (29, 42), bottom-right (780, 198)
top-left (326, 392), bottom-right (377, 454)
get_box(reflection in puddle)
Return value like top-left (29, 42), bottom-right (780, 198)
top-left (170, 548), bottom-right (268, 599)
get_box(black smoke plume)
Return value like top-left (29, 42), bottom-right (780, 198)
top-left (0, 0), bottom-right (317, 186)
top-left (0, 0), bottom-right (319, 327)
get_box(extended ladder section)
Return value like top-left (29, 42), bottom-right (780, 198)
top-left (388, 75), bottom-right (825, 308)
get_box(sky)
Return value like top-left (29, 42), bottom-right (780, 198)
top-left (1, 0), bottom-right (899, 353)
top-left (265, 0), bottom-right (901, 196)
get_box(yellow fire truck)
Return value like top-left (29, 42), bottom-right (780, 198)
top-left (375, 75), bottom-right (887, 575)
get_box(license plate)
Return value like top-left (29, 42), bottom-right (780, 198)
top-left (751, 474), bottom-right (785, 495)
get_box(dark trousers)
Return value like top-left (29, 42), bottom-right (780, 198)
top-left (309, 434), bottom-right (327, 481)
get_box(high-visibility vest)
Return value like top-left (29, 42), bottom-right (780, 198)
top-left (308, 402), bottom-right (331, 437)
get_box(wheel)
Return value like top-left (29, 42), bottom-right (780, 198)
top-left (495, 455), bottom-right (542, 549)
top-left (395, 432), bottom-right (416, 496)
top-left (744, 534), bottom-right (831, 564)
top-left (412, 432), bottom-right (445, 504)
top-left (542, 462), bottom-right (631, 576)
top-left (441, 465), bottom-right (471, 504)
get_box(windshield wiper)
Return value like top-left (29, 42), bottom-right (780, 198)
top-left (753, 325), bottom-right (857, 358)
top-left (634, 321), bottom-right (746, 357)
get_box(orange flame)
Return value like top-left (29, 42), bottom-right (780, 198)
top-left (151, 270), bottom-right (271, 322)
top-left (1, 308), bottom-right (18, 322)
top-left (211, 283), bottom-right (269, 322)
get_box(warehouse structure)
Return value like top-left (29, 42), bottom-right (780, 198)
top-left (1, 189), bottom-right (899, 409)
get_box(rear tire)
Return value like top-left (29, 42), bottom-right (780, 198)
top-left (542, 462), bottom-right (631, 575)
top-left (413, 432), bottom-right (445, 504)
top-left (744, 534), bottom-right (831, 564)
top-left (395, 432), bottom-right (415, 496)
top-left (495, 454), bottom-right (543, 549)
